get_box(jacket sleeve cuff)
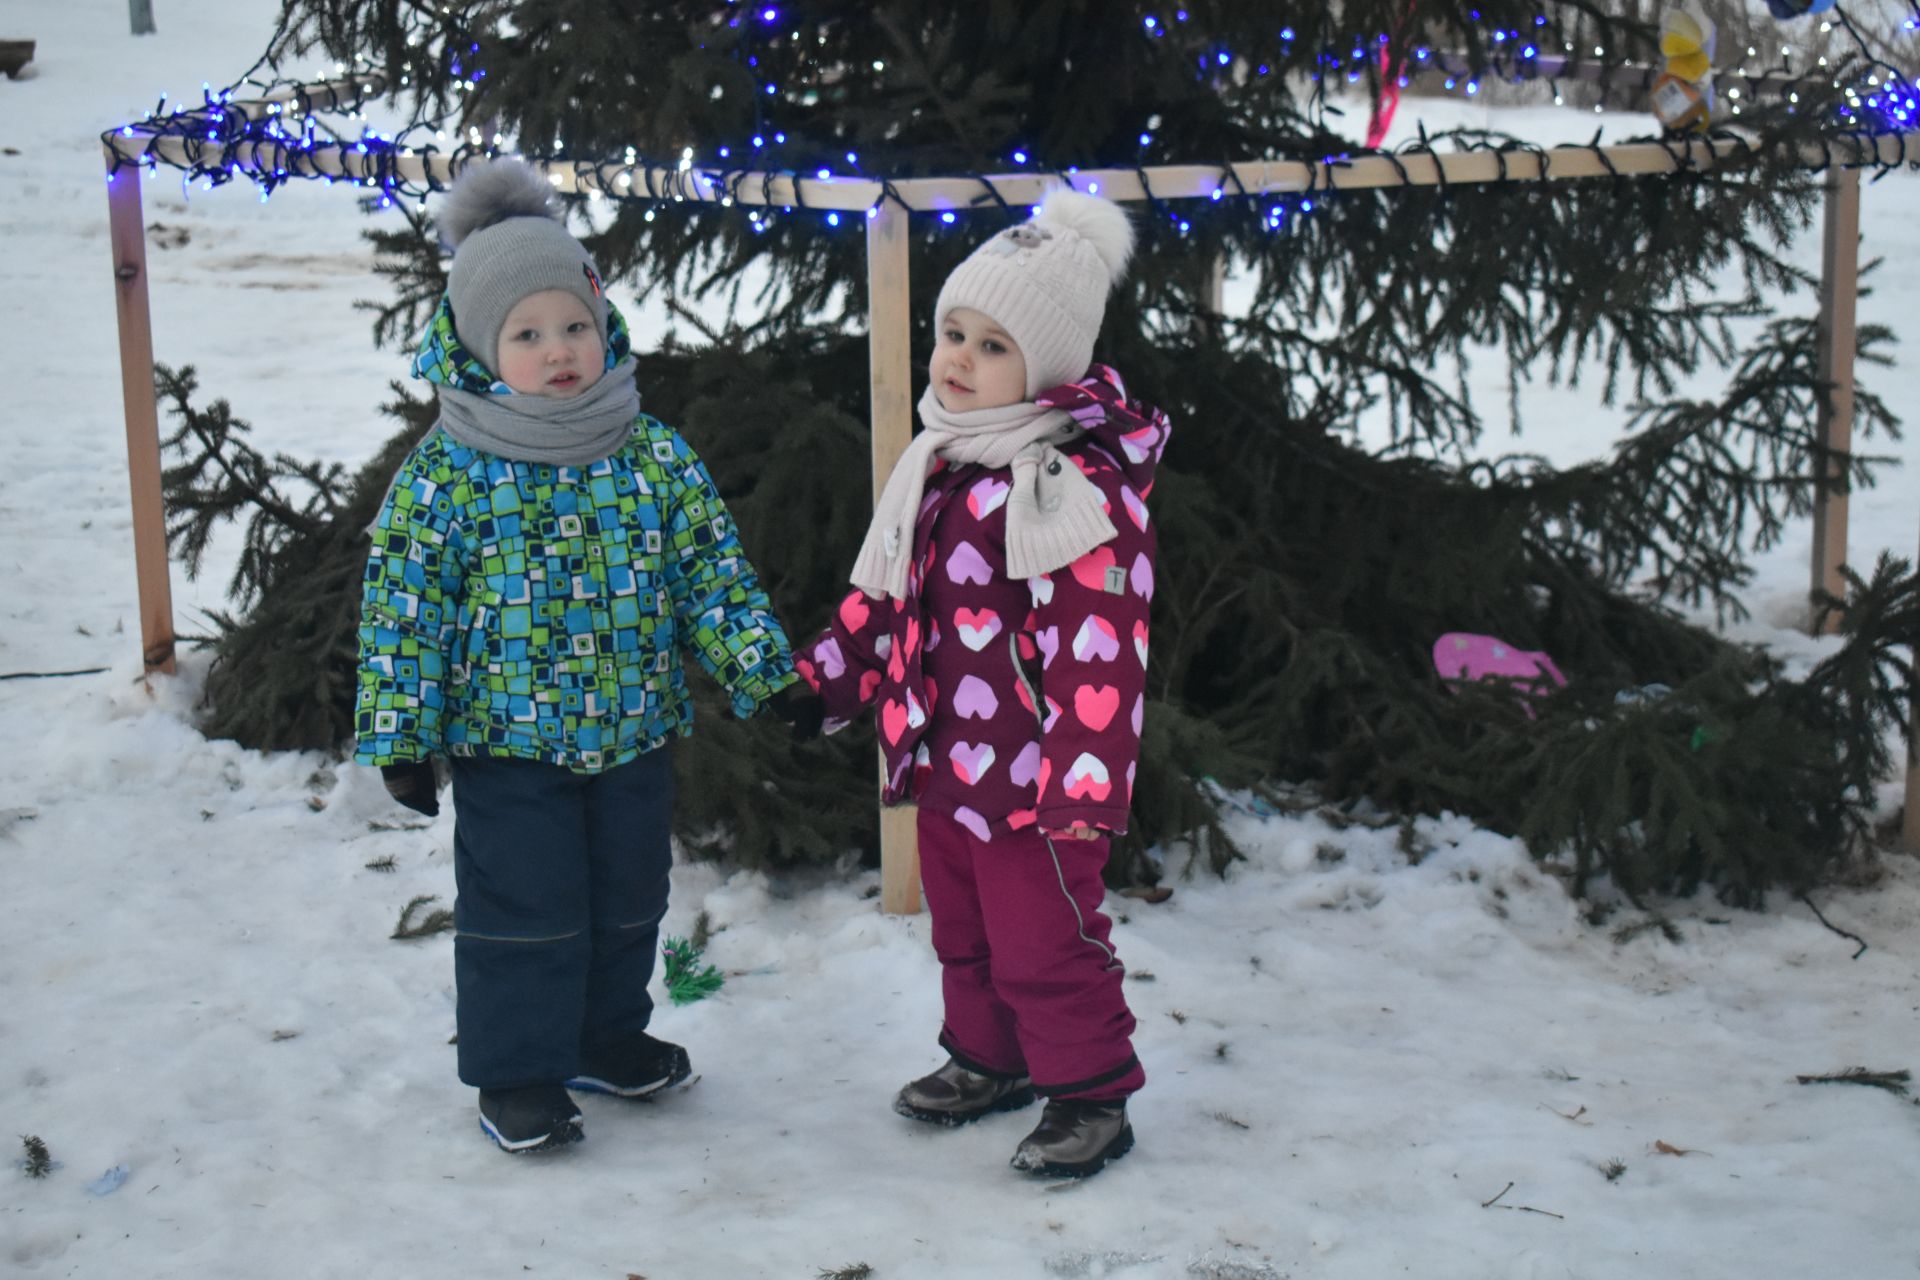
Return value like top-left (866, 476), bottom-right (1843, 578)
top-left (355, 739), bottom-right (429, 767)
top-left (729, 662), bottom-right (799, 718)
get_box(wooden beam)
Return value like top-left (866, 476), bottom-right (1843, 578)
top-left (1907, 520), bottom-right (1920, 854)
top-left (105, 162), bottom-right (177, 676)
top-left (866, 201), bottom-right (921, 915)
top-left (1810, 166), bottom-right (1860, 634)
top-left (106, 129), bottom-right (1915, 215)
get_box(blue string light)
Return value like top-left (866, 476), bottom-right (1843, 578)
top-left (98, 8), bottom-right (1920, 231)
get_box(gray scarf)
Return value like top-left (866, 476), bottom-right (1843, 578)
top-left (436, 357), bottom-right (643, 465)
top-left (849, 385), bottom-right (1117, 600)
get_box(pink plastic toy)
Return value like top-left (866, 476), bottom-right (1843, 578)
top-left (1432, 632), bottom-right (1567, 715)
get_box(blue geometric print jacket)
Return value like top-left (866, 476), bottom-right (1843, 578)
top-left (354, 299), bottom-right (796, 773)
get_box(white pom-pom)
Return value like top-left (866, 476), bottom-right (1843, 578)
top-left (1035, 188), bottom-right (1134, 286)
top-left (439, 158), bottom-right (559, 249)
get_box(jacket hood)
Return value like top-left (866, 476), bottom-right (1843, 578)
top-left (1034, 363), bottom-right (1171, 494)
top-left (410, 292), bottom-right (634, 395)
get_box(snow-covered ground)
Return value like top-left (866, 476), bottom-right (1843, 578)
top-left (3, 5), bottom-right (1918, 1278)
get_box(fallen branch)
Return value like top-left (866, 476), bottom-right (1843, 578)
top-left (0, 667), bottom-right (109, 681)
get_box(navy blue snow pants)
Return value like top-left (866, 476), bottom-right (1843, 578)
top-left (447, 747), bottom-right (674, 1090)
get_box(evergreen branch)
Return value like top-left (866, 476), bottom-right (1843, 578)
top-left (663, 296), bottom-right (728, 346)
top-left (155, 363), bottom-right (346, 606)
top-left (390, 894), bottom-right (454, 940)
top-left (1521, 314), bottom-right (1899, 618)
top-left (1795, 1068), bottom-right (1911, 1096)
top-left (869, 9), bottom-right (985, 160)
top-left (356, 200), bottom-right (444, 350)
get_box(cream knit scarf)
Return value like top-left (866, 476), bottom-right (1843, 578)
top-left (849, 385), bottom-right (1117, 600)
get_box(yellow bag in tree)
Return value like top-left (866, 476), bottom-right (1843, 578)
top-left (1652, 7), bottom-right (1716, 132)
top-left (1659, 10), bottom-right (1714, 82)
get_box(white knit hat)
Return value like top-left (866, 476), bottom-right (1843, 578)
top-left (933, 188), bottom-right (1134, 397)
top-left (440, 158), bottom-right (610, 378)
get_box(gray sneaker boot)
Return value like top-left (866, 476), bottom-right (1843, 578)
top-left (892, 1057), bottom-right (1036, 1126)
top-left (1009, 1099), bottom-right (1134, 1177)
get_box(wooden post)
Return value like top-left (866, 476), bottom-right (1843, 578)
top-left (866, 201), bottom-right (921, 914)
top-left (1809, 167), bottom-right (1860, 635)
top-left (1906, 520), bottom-right (1920, 854)
top-left (106, 160), bottom-right (177, 675)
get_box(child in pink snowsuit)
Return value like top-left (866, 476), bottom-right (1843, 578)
top-left (793, 189), bottom-right (1170, 1179)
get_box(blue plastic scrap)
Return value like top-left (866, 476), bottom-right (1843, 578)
top-left (85, 1165), bottom-right (129, 1196)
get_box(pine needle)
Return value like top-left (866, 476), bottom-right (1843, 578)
top-left (20, 1135), bottom-right (52, 1178)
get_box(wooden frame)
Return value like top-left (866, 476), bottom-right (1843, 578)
top-left (106, 86), bottom-right (1920, 904)
top-left (864, 200), bottom-right (923, 912)
top-left (1812, 166), bottom-right (1861, 632)
top-left (107, 163), bottom-right (177, 676)
top-left (1910, 522), bottom-right (1920, 851)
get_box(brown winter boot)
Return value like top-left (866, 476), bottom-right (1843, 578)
top-left (1009, 1098), bottom-right (1134, 1177)
top-left (892, 1057), bottom-right (1036, 1125)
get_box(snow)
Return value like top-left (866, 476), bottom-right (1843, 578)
top-left (4, 5), bottom-right (1919, 1277)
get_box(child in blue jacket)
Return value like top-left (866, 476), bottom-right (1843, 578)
top-left (354, 159), bottom-right (807, 1153)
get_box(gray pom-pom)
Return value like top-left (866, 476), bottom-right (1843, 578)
top-left (1035, 188), bottom-right (1135, 286)
top-left (439, 159), bottom-right (559, 249)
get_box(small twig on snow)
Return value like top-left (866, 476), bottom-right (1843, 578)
top-left (1480, 1181), bottom-right (1565, 1219)
top-left (1796, 892), bottom-right (1869, 959)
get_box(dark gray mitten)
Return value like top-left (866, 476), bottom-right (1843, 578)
top-left (380, 761), bottom-right (440, 817)
top-left (766, 685), bottom-right (826, 743)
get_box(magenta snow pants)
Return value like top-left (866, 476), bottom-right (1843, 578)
top-left (916, 809), bottom-right (1144, 1101)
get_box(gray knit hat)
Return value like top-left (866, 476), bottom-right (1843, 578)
top-left (933, 188), bottom-right (1135, 397)
top-left (441, 159), bottom-right (609, 377)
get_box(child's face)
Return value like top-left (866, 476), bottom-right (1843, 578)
top-left (495, 290), bottom-right (604, 397)
top-left (930, 307), bottom-right (1027, 412)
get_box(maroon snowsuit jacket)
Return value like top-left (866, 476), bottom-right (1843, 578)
top-left (796, 366), bottom-right (1171, 841)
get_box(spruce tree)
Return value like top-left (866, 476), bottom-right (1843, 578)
top-left (160, 1), bottom-right (1918, 904)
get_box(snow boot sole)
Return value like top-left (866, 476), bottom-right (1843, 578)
top-left (566, 1062), bottom-right (693, 1099)
top-left (478, 1112), bottom-right (583, 1154)
top-left (893, 1084), bottom-right (1037, 1127)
